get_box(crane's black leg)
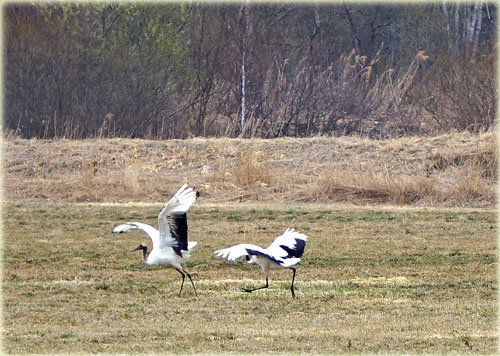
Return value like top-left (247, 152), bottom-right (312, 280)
top-left (290, 268), bottom-right (297, 298)
top-left (242, 277), bottom-right (269, 293)
top-left (182, 269), bottom-right (198, 296)
top-left (176, 269), bottom-right (186, 296)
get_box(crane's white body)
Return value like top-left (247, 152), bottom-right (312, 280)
top-left (250, 254), bottom-right (282, 272)
top-left (113, 221), bottom-right (197, 269)
top-left (145, 240), bottom-right (198, 268)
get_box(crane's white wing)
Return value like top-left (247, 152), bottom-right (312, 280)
top-left (112, 222), bottom-right (160, 248)
top-left (266, 228), bottom-right (308, 262)
top-left (157, 184), bottom-right (199, 250)
top-left (159, 184), bottom-right (198, 218)
top-left (214, 244), bottom-right (267, 261)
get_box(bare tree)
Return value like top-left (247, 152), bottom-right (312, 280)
top-left (239, 0), bottom-right (251, 137)
top-left (470, 0), bottom-right (483, 62)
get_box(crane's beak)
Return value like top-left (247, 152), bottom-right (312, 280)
top-left (133, 245), bottom-right (143, 252)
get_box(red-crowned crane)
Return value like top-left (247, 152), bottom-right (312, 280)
top-left (113, 184), bottom-right (199, 296)
top-left (214, 228), bottom-right (307, 298)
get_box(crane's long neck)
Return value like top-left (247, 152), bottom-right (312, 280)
top-left (140, 245), bottom-right (148, 261)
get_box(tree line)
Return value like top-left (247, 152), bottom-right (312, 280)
top-left (4, 2), bottom-right (496, 139)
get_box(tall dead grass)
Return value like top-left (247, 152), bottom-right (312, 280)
top-left (299, 169), bottom-right (435, 205)
top-left (3, 132), bottom-right (496, 207)
top-left (301, 167), bottom-right (495, 207)
top-left (77, 158), bottom-right (143, 202)
top-left (209, 148), bottom-right (273, 191)
top-left (297, 134), bottom-right (496, 207)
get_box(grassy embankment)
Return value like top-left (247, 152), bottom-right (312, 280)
top-left (3, 131), bottom-right (496, 207)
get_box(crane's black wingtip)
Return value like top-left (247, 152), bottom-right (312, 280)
top-left (196, 190), bottom-right (200, 198)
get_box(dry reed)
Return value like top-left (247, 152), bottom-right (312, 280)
top-left (3, 132), bottom-right (496, 207)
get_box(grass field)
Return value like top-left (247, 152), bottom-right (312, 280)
top-left (2, 202), bottom-right (497, 353)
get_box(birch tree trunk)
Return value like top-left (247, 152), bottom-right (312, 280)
top-left (453, 3), bottom-right (460, 48)
top-left (239, 0), bottom-right (250, 137)
top-left (441, 0), bottom-right (450, 38)
top-left (240, 55), bottom-right (246, 137)
top-left (466, 0), bottom-right (482, 61)
top-left (471, 0), bottom-right (483, 62)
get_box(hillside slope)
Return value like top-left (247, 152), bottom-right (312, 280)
top-left (3, 132), bottom-right (496, 207)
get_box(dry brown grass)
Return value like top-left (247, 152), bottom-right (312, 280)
top-left (208, 147), bottom-right (272, 193)
top-left (3, 132), bottom-right (496, 207)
